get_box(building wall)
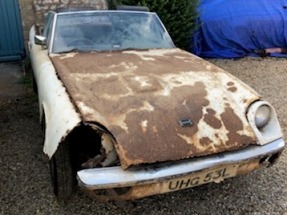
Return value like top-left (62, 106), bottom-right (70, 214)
top-left (19, 0), bottom-right (108, 42)
top-left (19, 0), bottom-right (34, 41)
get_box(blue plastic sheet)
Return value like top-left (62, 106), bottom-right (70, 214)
top-left (191, 0), bottom-right (287, 58)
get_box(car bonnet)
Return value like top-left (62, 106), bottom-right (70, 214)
top-left (50, 48), bottom-right (260, 169)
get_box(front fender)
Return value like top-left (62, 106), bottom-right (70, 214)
top-left (29, 26), bottom-right (81, 158)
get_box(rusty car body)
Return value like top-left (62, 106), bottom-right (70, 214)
top-left (28, 8), bottom-right (285, 200)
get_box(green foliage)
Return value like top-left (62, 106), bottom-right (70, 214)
top-left (108, 0), bottom-right (198, 50)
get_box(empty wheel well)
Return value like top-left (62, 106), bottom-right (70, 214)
top-left (66, 124), bottom-right (103, 171)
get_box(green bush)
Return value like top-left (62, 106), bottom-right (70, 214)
top-left (108, 0), bottom-right (198, 50)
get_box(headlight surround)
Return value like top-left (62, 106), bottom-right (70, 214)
top-left (255, 105), bottom-right (271, 130)
top-left (247, 101), bottom-right (282, 145)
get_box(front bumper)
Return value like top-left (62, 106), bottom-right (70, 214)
top-left (77, 138), bottom-right (285, 199)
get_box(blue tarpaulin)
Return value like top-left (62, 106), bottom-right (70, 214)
top-left (191, 0), bottom-right (287, 58)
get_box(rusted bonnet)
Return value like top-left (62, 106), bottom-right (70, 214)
top-left (51, 49), bottom-right (259, 169)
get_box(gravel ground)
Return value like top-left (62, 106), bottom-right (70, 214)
top-left (0, 57), bottom-right (286, 215)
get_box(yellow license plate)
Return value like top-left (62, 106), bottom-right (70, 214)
top-left (162, 164), bottom-right (239, 192)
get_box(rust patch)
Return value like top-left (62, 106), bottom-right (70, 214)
top-left (113, 83), bottom-right (210, 167)
top-left (203, 108), bottom-right (222, 129)
top-left (228, 86), bottom-right (237, 92)
top-left (227, 81), bottom-right (234, 86)
top-left (220, 107), bottom-right (257, 150)
top-left (199, 137), bottom-right (213, 147)
top-left (50, 49), bottom-right (259, 169)
top-left (221, 107), bottom-right (244, 133)
top-left (237, 160), bottom-right (260, 176)
top-left (227, 81), bottom-right (237, 92)
top-left (243, 98), bottom-right (248, 104)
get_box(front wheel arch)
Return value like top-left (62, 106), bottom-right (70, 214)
top-left (42, 111), bottom-right (75, 200)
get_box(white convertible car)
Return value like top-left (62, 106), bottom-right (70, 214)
top-left (29, 8), bottom-right (285, 201)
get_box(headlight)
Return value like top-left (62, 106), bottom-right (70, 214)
top-left (255, 105), bottom-right (271, 129)
top-left (247, 101), bottom-right (282, 145)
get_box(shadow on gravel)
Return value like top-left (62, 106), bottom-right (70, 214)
top-left (0, 62), bottom-right (24, 98)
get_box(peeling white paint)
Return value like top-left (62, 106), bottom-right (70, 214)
top-left (101, 133), bottom-right (117, 166)
top-left (101, 92), bottom-right (133, 101)
top-left (206, 65), bottom-right (212, 70)
top-left (141, 120), bottom-right (148, 133)
top-left (133, 76), bottom-right (152, 87)
top-left (123, 48), bottom-right (178, 58)
top-left (178, 134), bottom-right (193, 144)
top-left (110, 101), bottom-right (154, 133)
top-left (77, 101), bottom-right (109, 125)
top-left (140, 101), bottom-right (155, 112)
top-left (110, 114), bottom-right (129, 133)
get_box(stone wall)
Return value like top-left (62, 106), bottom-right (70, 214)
top-left (33, 0), bottom-right (108, 29)
top-left (19, 0), bottom-right (108, 41)
top-left (19, 0), bottom-right (35, 41)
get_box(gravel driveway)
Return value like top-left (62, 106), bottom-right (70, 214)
top-left (0, 57), bottom-right (286, 215)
